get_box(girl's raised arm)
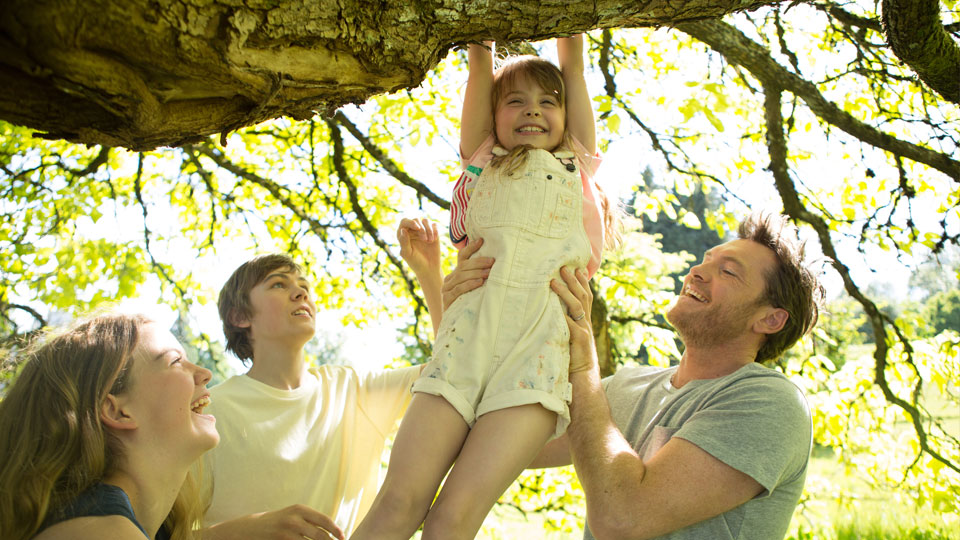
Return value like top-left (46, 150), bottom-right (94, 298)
top-left (461, 41), bottom-right (495, 159)
top-left (557, 34), bottom-right (595, 155)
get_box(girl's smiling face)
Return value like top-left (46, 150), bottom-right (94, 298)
top-left (494, 77), bottom-right (565, 151)
top-left (117, 322), bottom-right (219, 458)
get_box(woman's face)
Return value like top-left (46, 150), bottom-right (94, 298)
top-left (119, 322), bottom-right (219, 458)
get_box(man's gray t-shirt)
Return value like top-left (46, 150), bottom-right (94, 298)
top-left (583, 363), bottom-right (812, 540)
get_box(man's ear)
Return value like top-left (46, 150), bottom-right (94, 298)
top-left (229, 309), bottom-right (251, 329)
top-left (100, 394), bottom-right (138, 431)
top-left (754, 307), bottom-right (788, 335)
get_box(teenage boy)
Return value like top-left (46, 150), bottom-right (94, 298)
top-left (202, 219), bottom-right (464, 539)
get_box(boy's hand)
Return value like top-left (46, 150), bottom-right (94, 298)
top-left (203, 505), bottom-right (344, 540)
top-left (397, 217), bottom-right (441, 278)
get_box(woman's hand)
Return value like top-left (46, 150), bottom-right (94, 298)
top-left (441, 237), bottom-right (494, 311)
top-left (551, 266), bottom-right (597, 374)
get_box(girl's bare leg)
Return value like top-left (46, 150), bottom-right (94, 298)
top-left (421, 403), bottom-right (556, 540)
top-left (350, 393), bottom-right (469, 540)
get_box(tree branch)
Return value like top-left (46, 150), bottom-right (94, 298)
top-left (677, 18), bottom-right (960, 181)
top-left (596, 29), bottom-right (750, 208)
top-left (324, 119), bottom-right (432, 341)
top-left (190, 142), bottom-right (341, 242)
top-left (0, 0), bottom-right (792, 150)
top-left (182, 148), bottom-right (220, 249)
top-left (66, 146), bottom-right (110, 177)
top-left (761, 78), bottom-right (959, 475)
top-left (132, 153), bottom-right (188, 300)
top-left (881, 0), bottom-right (960, 104)
top-left (609, 314), bottom-right (674, 332)
top-left (331, 111), bottom-right (449, 209)
top-left (819, 3), bottom-right (883, 33)
top-left (6, 302), bottom-right (44, 326)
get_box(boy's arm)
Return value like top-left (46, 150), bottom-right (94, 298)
top-left (399, 219), bottom-right (493, 335)
top-left (557, 34), bottom-right (595, 155)
top-left (397, 218), bottom-right (444, 337)
top-left (461, 41), bottom-right (495, 159)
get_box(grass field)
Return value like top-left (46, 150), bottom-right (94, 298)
top-left (791, 446), bottom-right (957, 540)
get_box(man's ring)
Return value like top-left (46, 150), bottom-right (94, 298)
top-left (572, 312), bottom-right (586, 321)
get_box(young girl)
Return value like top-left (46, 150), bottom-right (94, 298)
top-left (352, 35), bottom-right (616, 540)
top-left (0, 311), bottom-right (219, 540)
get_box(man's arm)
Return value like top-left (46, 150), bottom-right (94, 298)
top-left (553, 268), bottom-right (763, 540)
top-left (568, 368), bottom-right (763, 539)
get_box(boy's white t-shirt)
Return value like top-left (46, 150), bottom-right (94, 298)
top-left (202, 364), bottom-right (420, 534)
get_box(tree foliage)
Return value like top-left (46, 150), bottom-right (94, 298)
top-left (2, 0), bottom-right (959, 534)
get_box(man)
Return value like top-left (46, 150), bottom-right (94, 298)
top-left (201, 219), bottom-right (454, 539)
top-left (544, 212), bottom-right (825, 539)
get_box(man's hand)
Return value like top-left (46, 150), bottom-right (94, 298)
top-left (441, 237), bottom-right (493, 311)
top-left (551, 266), bottom-right (596, 374)
top-left (203, 505), bottom-right (344, 540)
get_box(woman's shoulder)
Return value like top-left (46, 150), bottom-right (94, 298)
top-left (36, 484), bottom-right (148, 540)
top-left (34, 514), bottom-right (145, 540)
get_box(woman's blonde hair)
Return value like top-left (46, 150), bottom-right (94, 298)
top-left (0, 311), bottom-right (206, 540)
top-left (489, 55), bottom-right (622, 249)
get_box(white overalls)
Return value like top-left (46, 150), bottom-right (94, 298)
top-left (413, 148), bottom-right (592, 436)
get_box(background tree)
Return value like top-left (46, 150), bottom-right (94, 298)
top-left (1, 1), bottom-right (958, 536)
top-left (923, 289), bottom-right (960, 335)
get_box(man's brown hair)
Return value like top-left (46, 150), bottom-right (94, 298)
top-left (218, 253), bottom-right (304, 364)
top-left (738, 213), bottom-right (826, 363)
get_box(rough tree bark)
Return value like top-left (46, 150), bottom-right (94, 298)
top-left (882, 0), bottom-right (960, 105)
top-left (0, 0), bottom-right (796, 150)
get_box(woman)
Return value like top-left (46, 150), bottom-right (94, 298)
top-left (0, 311), bottom-right (219, 540)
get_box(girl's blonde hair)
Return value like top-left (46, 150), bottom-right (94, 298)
top-left (0, 312), bottom-right (206, 540)
top-left (489, 54), bottom-right (622, 249)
